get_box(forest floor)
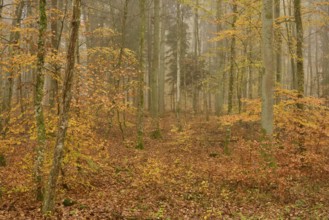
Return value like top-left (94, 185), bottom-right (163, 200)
top-left (1, 113), bottom-right (329, 219)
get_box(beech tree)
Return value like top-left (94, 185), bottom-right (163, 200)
top-left (294, 0), bottom-right (304, 102)
top-left (228, 1), bottom-right (237, 114)
top-left (34, 0), bottom-right (47, 201)
top-left (150, 0), bottom-right (161, 136)
top-left (42, 0), bottom-right (81, 213)
top-left (136, 0), bottom-right (146, 149)
top-left (261, 0), bottom-right (274, 135)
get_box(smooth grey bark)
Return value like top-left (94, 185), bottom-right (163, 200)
top-left (42, 0), bottom-right (81, 213)
top-left (261, 0), bottom-right (274, 135)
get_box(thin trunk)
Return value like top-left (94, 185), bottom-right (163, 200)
top-left (176, 1), bottom-right (182, 130)
top-left (247, 36), bottom-right (253, 99)
top-left (261, 0), bottom-right (274, 135)
top-left (274, 0), bottom-right (282, 89)
top-left (283, 0), bottom-right (296, 89)
top-left (147, 7), bottom-right (153, 110)
top-left (294, 0), bottom-right (304, 103)
top-left (308, 27), bottom-right (313, 96)
top-left (315, 31), bottom-right (320, 97)
top-left (34, 0), bottom-right (47, 201)
top-left (294, 0), bottom-right (305, 150)
top-left (158, 0), bottom-right (165, 115)
top-left (136, 0), bottom-right (146, 149)
top-left (151, 0), bottom-right (160, 134)
top-left (215, 0), bottom-right (224, 116)
top-left (115, 0), bottom-right (129, 140)
top-left (42, 0), bottom-right (81, 213)
top-left (228, 1), bottom-right (237, 114)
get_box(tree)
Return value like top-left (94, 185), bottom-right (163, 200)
top-left (274, 0), bottom-right (282, 86)
top-left (34, 0), bottom-right (48, 201)
top-left (294, 0), bottom-right (304, 103)
top-left (228, 1), bottom-right (237, 114)
top-left (150, 0), bottom-right (161, 136)
top-left (136, 0), bottom-right (146, 149)
top-left (215, 0), bottom-right (224, 116)
top-left (261, 0), bottom-right (274, 135)
top-left (176, 1), bottom-right (182, 129)
top-left (42, 0), bottom-right (81, 213)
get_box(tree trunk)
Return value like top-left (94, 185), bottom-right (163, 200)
top-left (45, 0), bottom-right (60, 107)
top-left (215, 0), bottom-right (224, 116)
top-left (34, 0), bottom-right (48, 201)
top-left (274, 0), bottom-right (282, 86)
top-left (176, 1), bottom-right (182, 130)
top-left (294, 0), bottom-right (304, 103)
top-left (151, 0), bottom-right (160, 134)
top-left (42, 0), bottom-right (81, 213)
top-left (228, 1), bottom-right (237, 114)
top-left (261, 0), bottom-right (274, 135)
top-left (136, 0), bottom-right (146, 149)
top-left (158, 0), bottom-right (165, 115)
top-left (308, 27), bottom-right (313, 96)
top-left (315, 32), bottom-right (320, 97)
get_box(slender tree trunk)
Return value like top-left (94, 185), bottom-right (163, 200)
top-left (321, 5), bottom-right (329, 98)
top-left (261, 0), bottom-right (274, 135)
top-left (228, 1), bottom-right (237, 114)
top-left (42, 0), bottom-right (81, 213)
top-left (34, 0), bottom-right (48, 201)
top-left (294, 0), bottom-right (304, 103)
top-left (46, 0), bottom-right (60, 107)
top-left (308, 27), bottom-right (313, 96)
top-left (247, 32), bottom-right (253, 99)
top-left (274, 0), bottom-right (282, 86)
top-left (158, 0), bottom-right (165, 115)
top-left (215, 0), bottom-right (224, 116)
top-left (294, 0), bottom-right (305, 150)
top-left (192, 0), bottom-right (200, 114)
top-left (315, 31), bottom-right (320, 97)
top-left (151, 0), bottom-right (160, 134)
top-left (147, 6), bottom-right (153, 110)
top-left (283, 0), bottom-right (296, 90)
top-left (136, 0), bottom-right (146, 149)
top-left (115, 0), bottom-right (130, 140)
top-left (176, 1), bottom-right (182, 130)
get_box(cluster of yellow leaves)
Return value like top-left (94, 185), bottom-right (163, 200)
top-left (218, 99), bottom-right (260, 126)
